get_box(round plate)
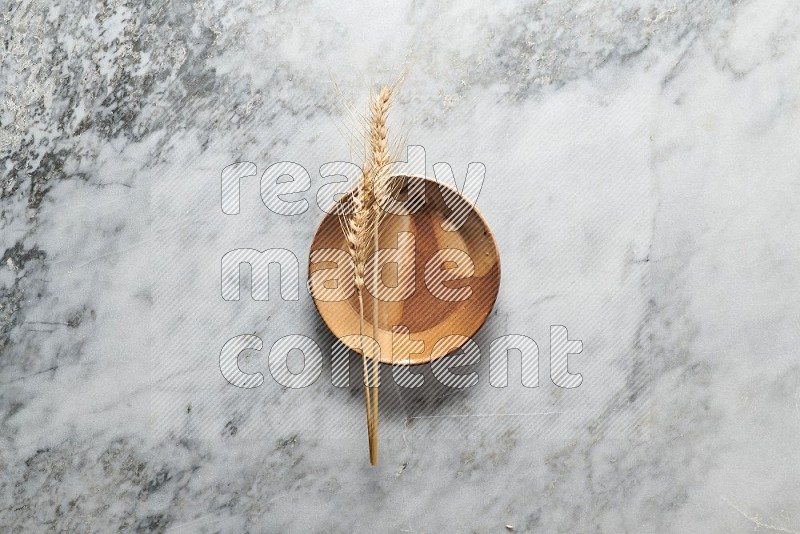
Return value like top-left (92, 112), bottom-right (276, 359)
top-left (308, 175), bottom-right (500, 365)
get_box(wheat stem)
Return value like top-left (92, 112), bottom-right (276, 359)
top-left (367, 85), bottom-right (393, 464)
top-left (357, 290), bottom-right (376, 464)
top-left (336, 82), bottom-right (399, 465)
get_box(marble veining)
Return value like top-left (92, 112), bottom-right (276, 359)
top-left (1, 0), bottom-right (799, 532)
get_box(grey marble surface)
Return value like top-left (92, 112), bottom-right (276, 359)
top-left (2, 0), bottom-right (800, 532)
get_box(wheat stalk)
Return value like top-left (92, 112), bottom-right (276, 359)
top-left (366, 85), bottom-right (394, 463)
top-left (337, 161), bottom-right (377, 463)
top-left (337, 83), bottom-right (399, 465)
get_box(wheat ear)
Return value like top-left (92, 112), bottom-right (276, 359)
top-left (337, 83), bottom-right (399, 465)
top-left (365, 85), bottom-right (396, 464)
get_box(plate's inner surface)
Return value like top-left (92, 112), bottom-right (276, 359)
top-left (309, 176), bottom-right (500, 364)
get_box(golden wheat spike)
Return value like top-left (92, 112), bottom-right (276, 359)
top-left (335, 81), bottom-right (403, 465)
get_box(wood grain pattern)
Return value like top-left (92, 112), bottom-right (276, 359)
top-left (309, 175), bottom-right (501, 365)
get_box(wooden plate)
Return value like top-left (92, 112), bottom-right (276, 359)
top-left (308, 175), bottom-right (500, 365)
